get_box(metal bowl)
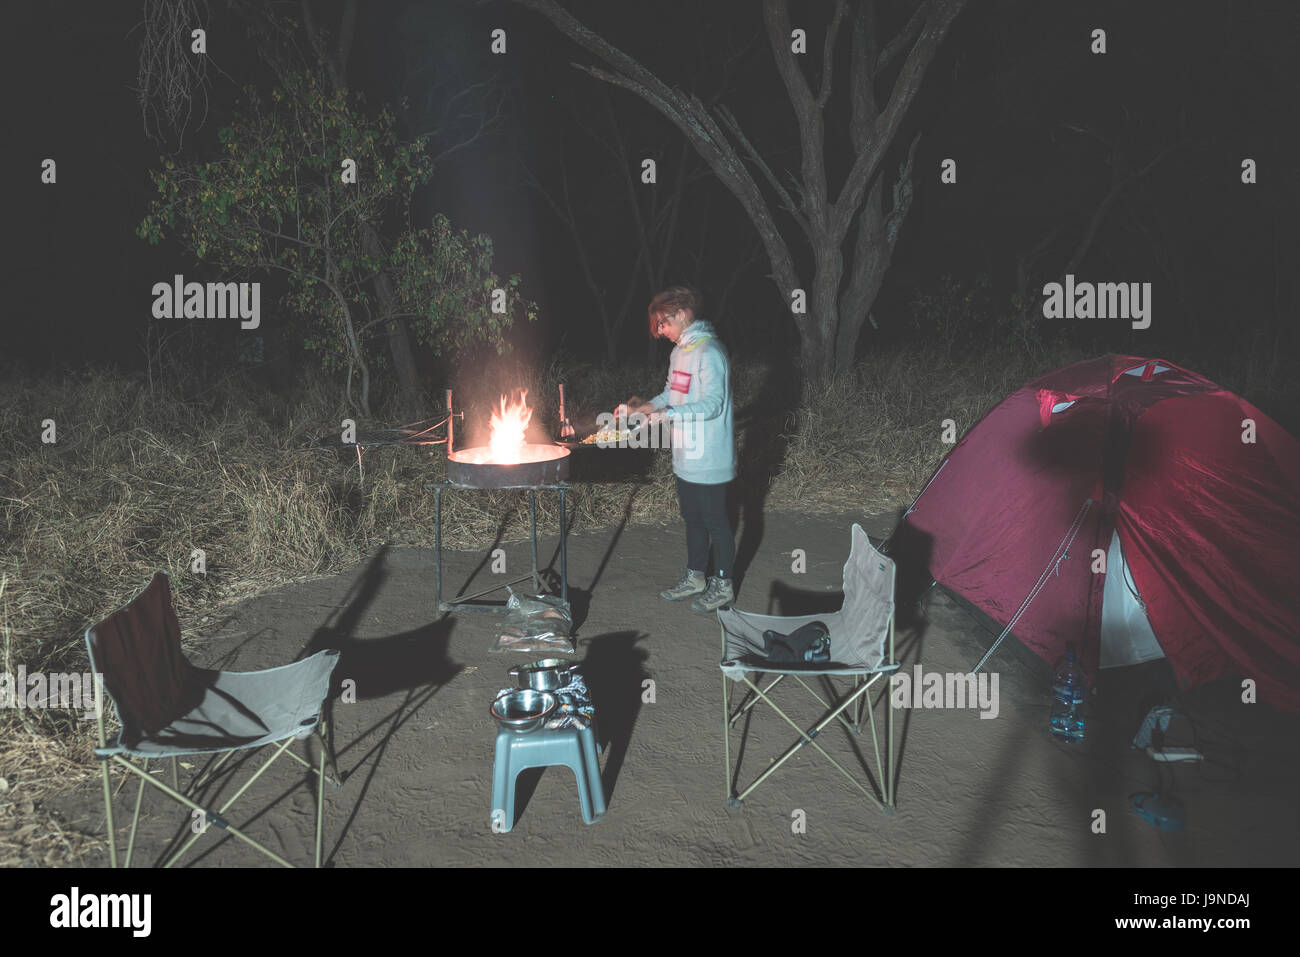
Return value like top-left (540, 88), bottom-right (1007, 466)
top-left (490, 689), bottom-right (559, 733)
top-left (508, 658), bottom-right (577, 692)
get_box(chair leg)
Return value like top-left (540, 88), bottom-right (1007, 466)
top-left (886, 692), bottom-right (894, 811)
top-left (887, 615), bottom-right (896, 809)
top-left (792, 674), bottom-right (861, 736)
top-left (157, 737), bottom-right (300, 868)
top-left (100, 757), bottom-right (117, 869)
top-left (315, 725), bottom-right (327, 868)
top-left (322, 718), bottom-right (341, 788)
top-left (734, 676), bottom-right (883, 809)
top-left (722, 668), bottom-right (734, 807)
top-left (125, 758), bottom-right (149, 869)
top-left (721, 623), bottom-right (739, 809)
top-left (882, 689), bottom-right (894, 814)
top-left (866, 689), bottom-right (886, 799)
top-left (729, 674), bottom-right (787, 726)
top-left (280, 728), bottom-right (341, 788)
top-left (106, 755), bottom-right (296, 868)
top-left (191, 749), bottom-right (236, 792)
top-left (95, 697), bottom-right (118, 868)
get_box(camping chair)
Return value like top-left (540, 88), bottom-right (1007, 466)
top-left (85, 571), bottom-right (341, 868)
top-left (719, 524), bottom-right (899, 812)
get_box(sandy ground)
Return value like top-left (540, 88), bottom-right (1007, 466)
top-left (52, 509), bottom-right (1300, 867)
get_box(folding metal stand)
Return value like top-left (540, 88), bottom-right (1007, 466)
top-left (431, 482), bottom-right (569, 613)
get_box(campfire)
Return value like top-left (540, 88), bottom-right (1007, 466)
top-left (447, 388), bottom-right (569, 487)
top-left (489, 390), bottom-right (533, 464)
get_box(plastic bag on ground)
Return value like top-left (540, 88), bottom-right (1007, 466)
top-left (489, 590), bottom-right (575, 656)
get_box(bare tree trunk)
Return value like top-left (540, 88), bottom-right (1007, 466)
top-left (360, 224), bottom-right (424, 410)
top-left (809, 241), bottom-right (845, 381)
top-left (835, 132), bottom-right (919, 370)
top-left (326, 269), bottom-right (371, 415)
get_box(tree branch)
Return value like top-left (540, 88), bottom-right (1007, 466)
top-left (833, 0), bottom-right (967, 236)
top-left (763, 0), bottom-right (827, 215)
top-left (1061, 144), bottom-right (1179, 278)
top-left (875, 1), bottom-right (929, 79)
top-left (715, 104), bottom-right (810, 233)
top-left (848, 1), bottom-right (879, 155)
top-left (816, 0), bottom-right (848, 110)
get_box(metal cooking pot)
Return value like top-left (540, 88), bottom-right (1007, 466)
top-left (508, 658), bottom-right (576, 692)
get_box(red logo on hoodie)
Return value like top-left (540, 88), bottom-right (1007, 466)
top-left (671, 370), bottom-right (692, 394)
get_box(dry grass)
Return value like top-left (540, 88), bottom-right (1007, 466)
top-left (769, 343), bottom-right (1069, 513)
top-left (2, 341), bottom-right (1295, 864)
top-left (0, 728), bottom-right (100, 868)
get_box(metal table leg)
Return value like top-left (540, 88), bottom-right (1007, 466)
top-left (529, 487), bottom-right (540, 593)
top-left (559, 486), bottom-right (568, 604)
top-left (434, 484), bottom-right (443, 610)
top-left (430, 483), bottom-right (570, 614)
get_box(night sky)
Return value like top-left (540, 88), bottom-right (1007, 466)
top-left (5, 1), bottom-right (1298, 396)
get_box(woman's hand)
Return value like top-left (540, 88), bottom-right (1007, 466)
top-left (615, 396), bottom-right (653, 417)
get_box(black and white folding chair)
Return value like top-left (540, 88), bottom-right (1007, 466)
top-left (719, 524), bottom-right (899, 812)
top-left (86, 571), bottom-right (340, 867)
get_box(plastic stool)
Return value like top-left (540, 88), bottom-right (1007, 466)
top-left (491, 724), bottom-right (605, 833)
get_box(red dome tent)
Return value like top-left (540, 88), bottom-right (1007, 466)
top-left (892, 355), bottom-right (1300, 711)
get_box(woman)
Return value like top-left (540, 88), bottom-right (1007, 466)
top-left (619, 286), bottom-right (737, 612)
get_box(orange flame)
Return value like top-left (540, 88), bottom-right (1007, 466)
top-left (487, 389), bottom-right (532, 464)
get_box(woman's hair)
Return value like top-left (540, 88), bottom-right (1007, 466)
top-left (647, 285), bottom-right (703, 337)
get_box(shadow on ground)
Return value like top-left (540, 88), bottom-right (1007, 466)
top-left (579, 630), bottom-right (650, 804)
top-left (732, 357), bottom-right (802, 593)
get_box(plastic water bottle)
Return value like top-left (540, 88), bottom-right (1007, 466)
top-left (1049, 650), bottom-right (1086, 742)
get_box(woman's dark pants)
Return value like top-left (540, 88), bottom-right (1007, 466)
top-left (675, 477), bottom-right (734, 579)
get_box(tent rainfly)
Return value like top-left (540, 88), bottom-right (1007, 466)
top-left (891, 355), bottom-right (1300, 711)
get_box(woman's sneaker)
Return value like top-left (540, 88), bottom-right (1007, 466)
top-left (660, 569), bottom-right (707, 601)
top-left (691, 577), bottom-right (734, 613)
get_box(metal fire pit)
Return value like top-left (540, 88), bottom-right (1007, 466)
top-left (431, 389), bottom-right (570, 613)
top-left (447, 444), bottom-right (570, 489)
